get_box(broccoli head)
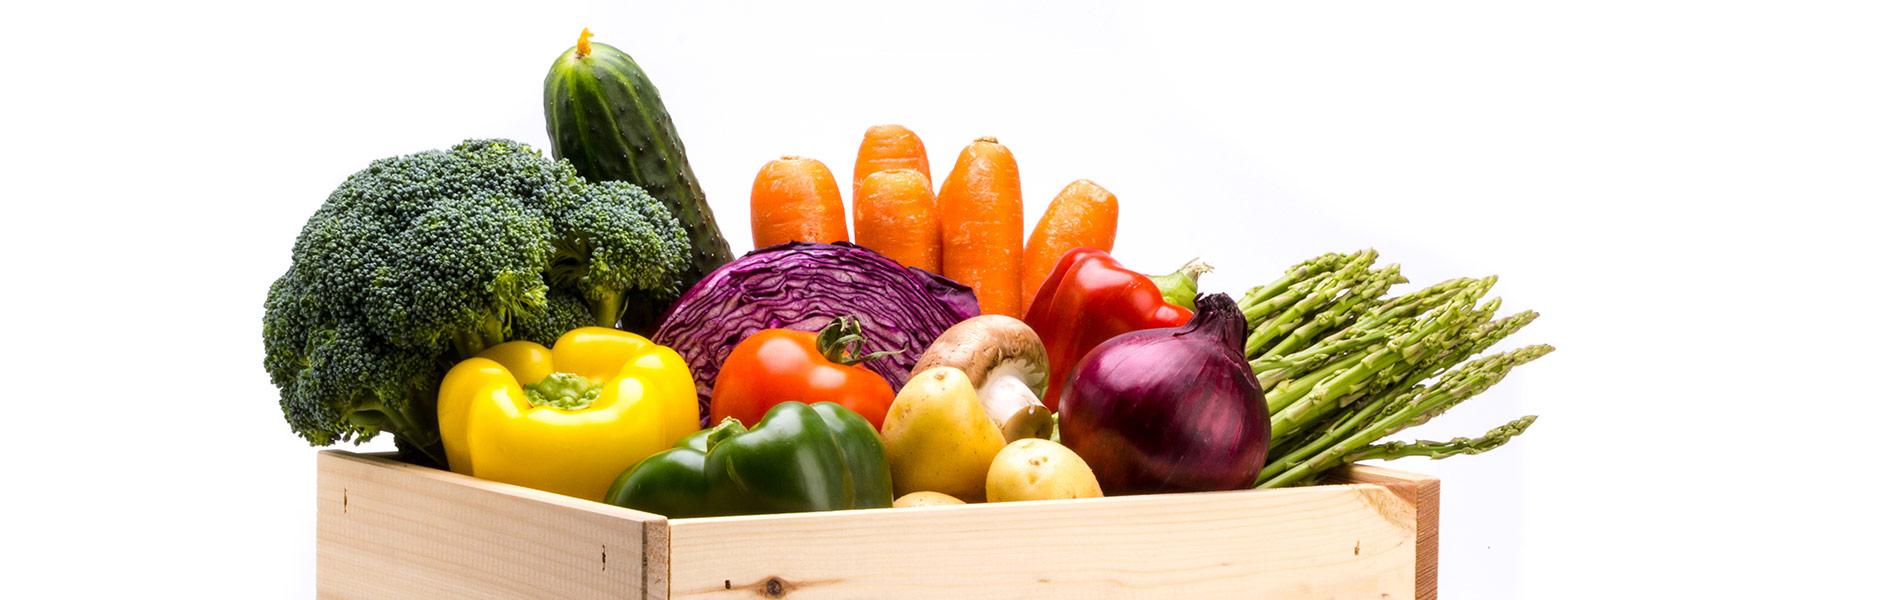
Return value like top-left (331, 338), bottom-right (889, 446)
top-left (264, 139), bottom-right (691, 464)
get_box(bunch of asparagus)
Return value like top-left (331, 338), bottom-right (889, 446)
top-left (1236, 250), bottom-right (1551, 488)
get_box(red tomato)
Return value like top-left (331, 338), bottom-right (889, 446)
top-left (710, 327), bottom-right (898, 429)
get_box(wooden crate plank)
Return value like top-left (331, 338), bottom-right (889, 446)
top-left (315, 451), bottom-right (668, 599)
top-left (1332, 464), bottom-right (1440, 600)
top-left (667, 483), bottom-right (1417, 599)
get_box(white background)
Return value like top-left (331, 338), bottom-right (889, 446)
top-left (4, 1), bottom-right (1897, 597)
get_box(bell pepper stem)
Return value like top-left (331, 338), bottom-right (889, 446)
top-left (704, 417), bottom-right (749, 452)
top-left (522, 372), bottom-right (603, 410)
top-left (1149, 258), bottom-right (1213, 309)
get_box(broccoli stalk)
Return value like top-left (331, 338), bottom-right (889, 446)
top-left (448, 312), bottom-right (508, 362)
top-left (345, 389), bottom-right (446, 466)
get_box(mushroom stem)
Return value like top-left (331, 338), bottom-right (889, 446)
top-left (976, 362), bottom-right (1054, 441)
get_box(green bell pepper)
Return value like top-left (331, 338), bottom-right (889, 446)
top-left (604, 401), bottom-right (894, 517)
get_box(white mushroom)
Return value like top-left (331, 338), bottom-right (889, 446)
top-left (910, 315), bottom-right (1054, 442)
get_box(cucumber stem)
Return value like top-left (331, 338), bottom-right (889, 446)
top-left (577, 28), bottom-right (594, 58)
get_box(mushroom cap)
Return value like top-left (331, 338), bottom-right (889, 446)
top-left (910, 315), bottom-right (1050, 394)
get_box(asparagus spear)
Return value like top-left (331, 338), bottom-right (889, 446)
top-left (1241, 250), bottom-right (1377, 325)
top-left (1262, 307), bottom-right (1535, 477)
top-left (1259, 264), bottom-right (1404, 357)
top-left (1261, 306), bottom-right (1536, 474)
top-left (1334, 297), bottom-right (1503, 405)
top-left (1346, 415), bottom-right (1538, 461)
top-left (1234, 249), bottom-right (1549, 487)
top-left (1269, 285), bottom-right (1487, 436)
top-left (1258, 386), bottom-right (1419, 484)
top-left (1238, 250), bottom-right (1362, 311)
top-left (1259, 345), bottom-right (1553, 489)
top-left (1254, 276), bottom-right (1494, 409)
top-left (1350, 309), bottom-right (1541, 427)
top-left (1263, 343), bottom-right (1383, 414)
top-left (1251, 329), bottom-right (1390, 390)
top-left (1247, 262), bottom-right (1402, 356)
top-left (1329, 276), bottom-right (1493, 344)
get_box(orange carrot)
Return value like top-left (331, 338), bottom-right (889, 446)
top-left (853, 169), bottom-right (941, 273)
top-left (853, 125), bottom-right (931, 192)
top-left (1022, 179), bottom-right (1119, 307)
top-left (750, 156), bottom-right (849, 249)
top-left (937, 137), bottom-right (1024, 318)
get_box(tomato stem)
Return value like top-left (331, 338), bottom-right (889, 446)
top-left (815, 315), bottom-right (904, 367)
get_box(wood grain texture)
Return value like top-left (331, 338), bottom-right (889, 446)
top-left (667, 483), bottom-right (1417, 599)
top-left (315, 451), bottom-right (669, 599)
top-left (1330, 464), bottom-right (1441, 600)
top-left (314, 451), bottom-right (1439, 599)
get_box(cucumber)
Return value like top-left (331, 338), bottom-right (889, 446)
top-left (545, 29), bottom-right (733, 331)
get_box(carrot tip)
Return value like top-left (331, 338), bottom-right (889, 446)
top-left (780, 155), bottom-right (804, 161)
top-left (975, 136), bottom-right (999, 144)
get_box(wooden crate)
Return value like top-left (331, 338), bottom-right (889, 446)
top-left (316, 450), bottom-right (1438, 599)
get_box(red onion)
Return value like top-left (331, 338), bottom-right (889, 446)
top-left (1057, 293), bottom-right (1268, 494)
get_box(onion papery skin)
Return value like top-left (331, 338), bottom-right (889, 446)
top-left (1057, 294), bottom-right (1268, 494)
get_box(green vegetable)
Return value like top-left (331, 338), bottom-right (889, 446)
top-left (1258, 348), bottom-right (1549, 488)
top-left (521, 372), bottom-right (601, 410)
top-left (1147, 258), bottom-right (1212, 309)
top-left (605, 402), bottom-right (894, 517)
top-left (545, 29), bottom-right (733, 332)
top-left (263, 139), bottom-right (690, 466)
top-left (1234, 249), bottom-right (1553, 488)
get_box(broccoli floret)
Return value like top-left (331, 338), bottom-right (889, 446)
top-left (550, 181), bottom-right (692, 326)
top-left (265, 276), bottom-right (441, 448)
top-left (511, 291), bottom-right (595, 347)
top-left (264, 139), bottom-right (691, 465)
top-left (371, 193), bottom-right (553, 352)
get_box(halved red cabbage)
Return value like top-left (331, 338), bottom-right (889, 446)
top-left (652, 242), bottom-right (980, 424)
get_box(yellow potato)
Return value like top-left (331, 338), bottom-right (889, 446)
top-left (881, 367), bottom-right (1008, 503)
top-left (985, 438), bottom-right (1104, 502)
top-left (893, 491), bottom-right (968, 508)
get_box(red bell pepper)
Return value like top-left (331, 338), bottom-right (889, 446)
top-left (1023, 248), bottom-right (1195, 410)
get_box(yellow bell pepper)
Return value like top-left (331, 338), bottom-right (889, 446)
top-left (438, 326), bottom-right (700, 500)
